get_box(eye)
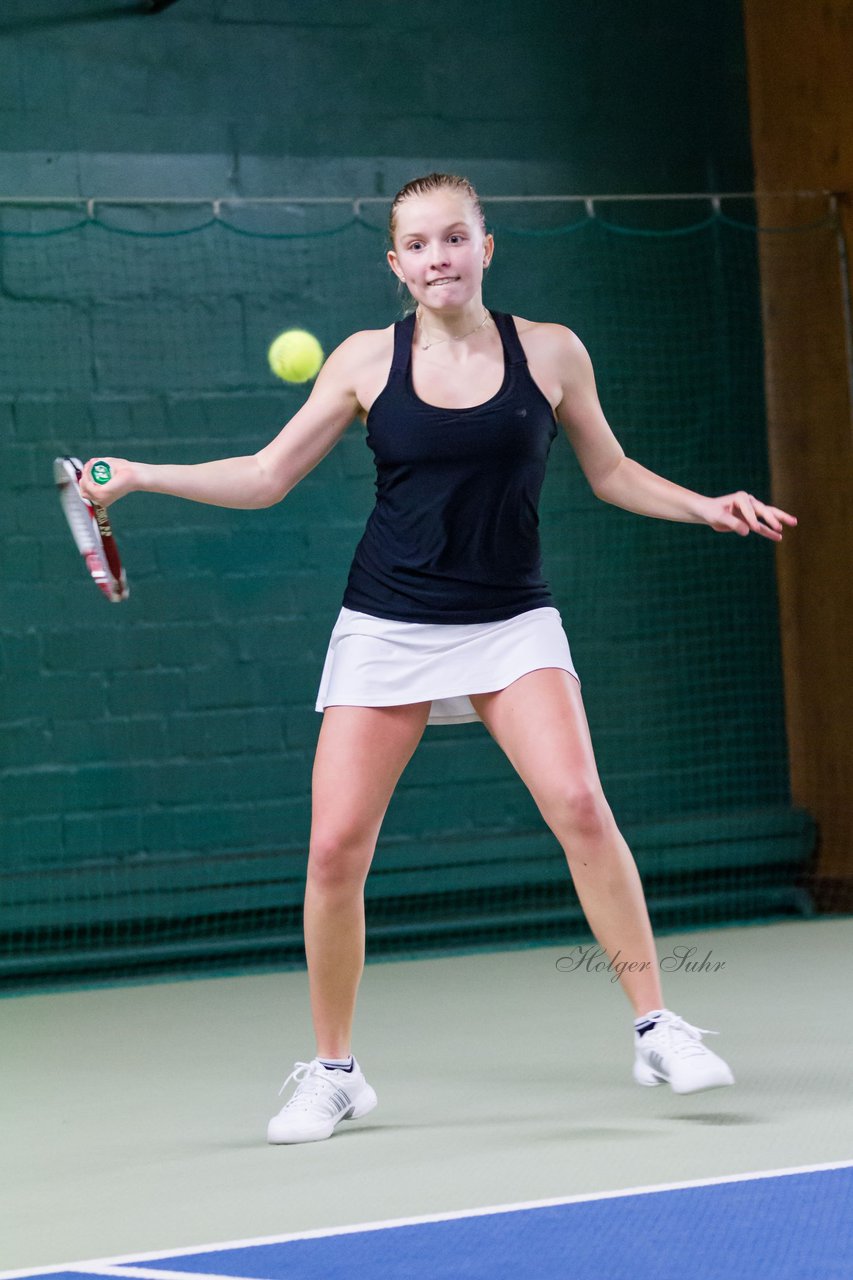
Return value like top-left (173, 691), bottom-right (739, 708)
top-left (448, 234), bottom-right (465, 244)
top-left (407, 240), bottom-right (424, 251)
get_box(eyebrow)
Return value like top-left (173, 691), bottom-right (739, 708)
top-left (400, 222), bottom-right (470, 240)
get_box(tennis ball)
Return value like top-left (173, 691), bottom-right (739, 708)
top-left (267, 329), bottom-right (324, 383)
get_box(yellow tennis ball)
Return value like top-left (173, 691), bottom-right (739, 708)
top-left (267, 329), bottom-right (324, 383)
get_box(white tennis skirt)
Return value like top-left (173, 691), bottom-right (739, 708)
top-left (315, 605), bottom-right (579, 726)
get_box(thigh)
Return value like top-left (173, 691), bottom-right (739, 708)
top-left (469, 669), bottom-right (606, 811)
top-left (311, 702), bottom-right (431, 848)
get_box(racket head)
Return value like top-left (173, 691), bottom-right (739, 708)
top-left (54, 455), bottom-right (129, 603)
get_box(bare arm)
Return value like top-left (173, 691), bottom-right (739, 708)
top-left (552, 327), bottom-right (797, 540)
top-left (79, 332), bottom-right (374, 510)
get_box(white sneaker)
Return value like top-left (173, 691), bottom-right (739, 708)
top-left (633, 1010), bottom-right (735, 1094)
top-left (267, 1058), bottom-right (378, 1144)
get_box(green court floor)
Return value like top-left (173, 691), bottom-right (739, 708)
top-left (2, 917), bottom-right (851, 1272)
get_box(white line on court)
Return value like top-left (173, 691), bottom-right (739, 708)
top-left (59, 1270), bottom-right (247, 1280)
top-left (3, 1158), bottom-right (852, 1280)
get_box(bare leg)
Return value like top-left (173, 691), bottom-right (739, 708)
top-left (305, 702), bottom-right (430, 1058)
top-left (470, 669), bottom-right (663, 1016)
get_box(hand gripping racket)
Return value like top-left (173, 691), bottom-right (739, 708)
top-left (54, 456), bottom-right (129, 602)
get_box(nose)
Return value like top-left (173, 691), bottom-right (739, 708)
top-left (429, 241), bottom-right (451, 268)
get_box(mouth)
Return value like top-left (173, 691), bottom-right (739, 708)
top-left (427, 277), bottom-right (460, 287)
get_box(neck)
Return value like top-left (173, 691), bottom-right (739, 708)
top-left (415, 301), bottom-right (490, 348)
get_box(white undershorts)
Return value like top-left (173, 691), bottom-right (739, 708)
top-left (315, 604), bottom-right (580, 726)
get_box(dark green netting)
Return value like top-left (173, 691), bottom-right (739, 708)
top-left (0, 196), bottom-right (831, 987)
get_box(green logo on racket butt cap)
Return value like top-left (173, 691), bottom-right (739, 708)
top-left (91, 461), bottom-right (112, 485)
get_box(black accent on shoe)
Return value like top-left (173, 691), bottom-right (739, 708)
top-left (319, 1056), bottom-right (354, 1073)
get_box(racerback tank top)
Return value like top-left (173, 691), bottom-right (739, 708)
top-left (342, 310), bottom-right (559, 624)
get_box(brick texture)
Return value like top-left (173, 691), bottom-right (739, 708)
top-left (0, 1), bottom-right (801, 974)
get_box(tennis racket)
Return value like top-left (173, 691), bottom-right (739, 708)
top-left (54, 455), bottom-right (129, 603)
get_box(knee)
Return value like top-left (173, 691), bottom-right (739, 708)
top-left (544, 778), bottom-right (613, 842)
top-left (307, 829), bottom-right (372, 896)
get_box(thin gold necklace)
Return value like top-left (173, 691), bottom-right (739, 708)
top-left (417, 307), bottom-right (490, 351)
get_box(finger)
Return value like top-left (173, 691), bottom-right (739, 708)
top-left (749, 498), bottom-right (799, 536)
top-left (78, 461), bottom-right (95, 500)
top-left (736, 492), bottom-right (763, 534)
top-left (767, 506), bottom-right (798, 526)
top-left (719, 512), bottom-right (750, 536)
top-left (750, 500), bottom-right (784, 533)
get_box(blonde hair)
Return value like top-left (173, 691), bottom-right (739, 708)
top-left (388, 172), bottom-right (486, 244)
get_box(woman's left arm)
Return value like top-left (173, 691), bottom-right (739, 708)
top-left (552, 326), bottom-right (797, 541)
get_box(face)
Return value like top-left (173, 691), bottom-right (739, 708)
top-left (387, 190), bottom-right (493, 311)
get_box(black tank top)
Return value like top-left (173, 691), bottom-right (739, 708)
top-left (342, 310), bottom-right (559, 624)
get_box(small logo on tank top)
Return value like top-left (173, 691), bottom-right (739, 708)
top-left (516, 408), bottom-right (528, 417)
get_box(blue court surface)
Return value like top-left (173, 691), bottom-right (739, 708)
top-left (5, 1162), bottom-right (851, 1280)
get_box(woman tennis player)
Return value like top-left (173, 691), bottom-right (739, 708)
top-left (81, 173), bottom-right (797, 1144)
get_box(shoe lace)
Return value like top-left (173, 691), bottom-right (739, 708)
top-left (276, 1060), bottom-right (345, 1115)
top-left (657, 1013), bottom-right (719, 1059)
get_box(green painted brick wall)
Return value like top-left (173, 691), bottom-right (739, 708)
top-left (0, 0), bottom-right (752, 194)
top-left (0, 1), bottom-right (809, 974)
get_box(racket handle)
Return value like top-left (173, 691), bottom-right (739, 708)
top-left (88, 501), bottom-right (124, 592)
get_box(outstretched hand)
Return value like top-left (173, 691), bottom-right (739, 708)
top-left (701, 491), bottom-right (797, 541)
top-left (79, 456), bottom-right (135, 508)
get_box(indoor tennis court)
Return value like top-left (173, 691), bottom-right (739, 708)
top-left (1, 2), bottom-right (851, 1277)
top-left (3, 919), bottom-right (853, 1276)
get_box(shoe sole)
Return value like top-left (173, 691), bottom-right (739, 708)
top-left (633, 1060), bottom-right (735, 1093)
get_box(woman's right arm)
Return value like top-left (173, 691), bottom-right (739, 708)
top-left (79, 332), bottom-right (374, 510)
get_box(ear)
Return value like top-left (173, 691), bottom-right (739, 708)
top-left (483, 232), bottom-right (495, 270)
top-left (387, 248), bottom-right (406, 284)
